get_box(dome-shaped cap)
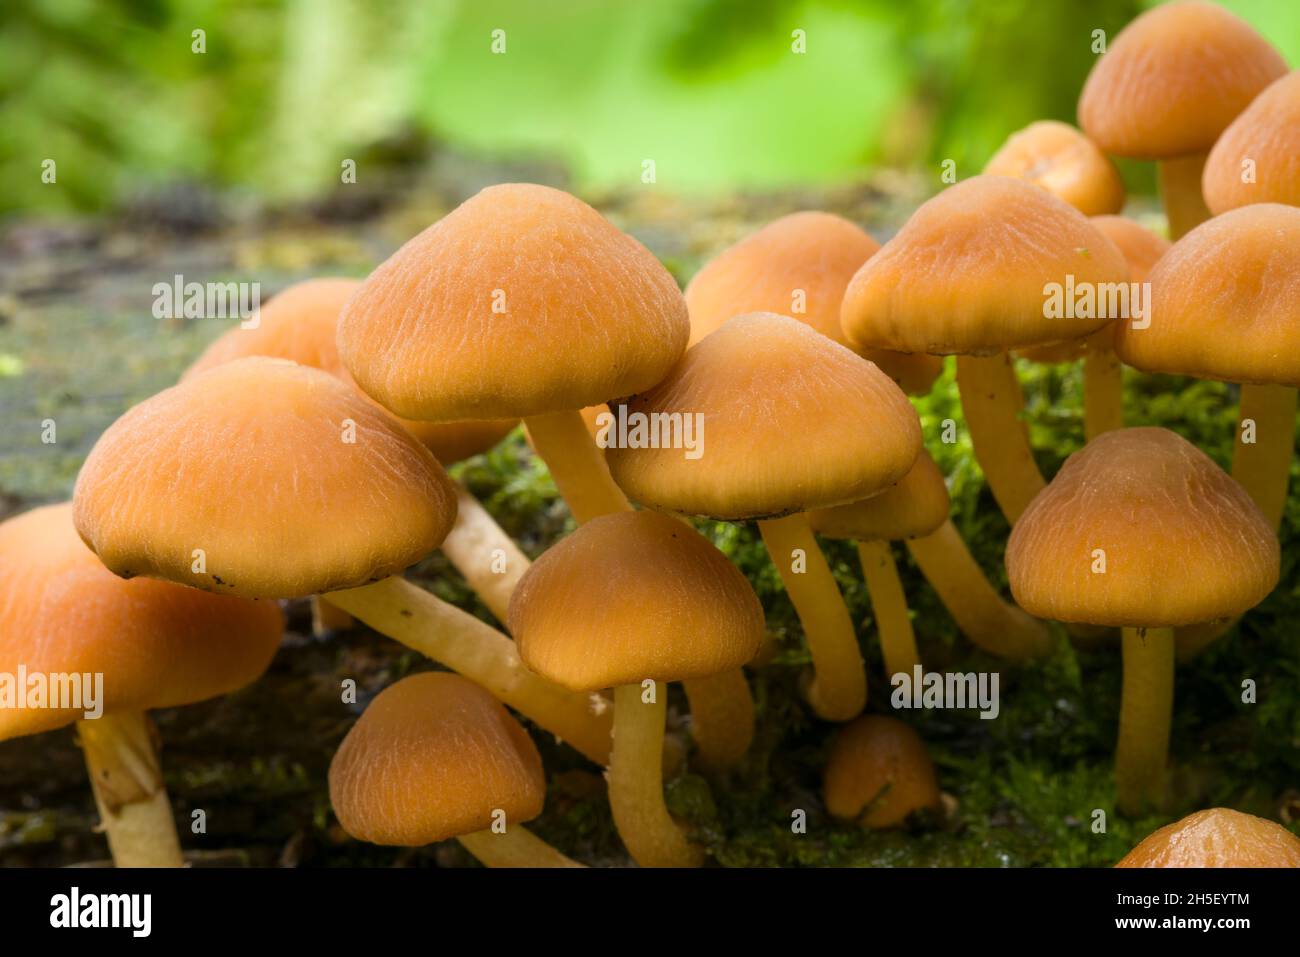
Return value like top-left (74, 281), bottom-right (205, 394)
top-left (983, 121), bottom-right (1125, 216)
top-left (0, 504), bottom-right (283, 741)
top-left (1078, 1), bottom-right (1287, 159)
top-left (823, 716), bottom-right (941, 828)
top-left (685, 212), bottom-right (942, 395)
top-left (840, 177), bottom-right (1129, 356)
top-left (1114, 204), bottom-right (1300, 387)
top-left (1204, 71), bottom-right (1300, 214)
top-left (606, 313), bottom-right (921, 520)
top-left (186, 278), bottom-right (515, 465)
top-left (1116, 808), bottom-right (1300, 868)
top-left (1007, 428), bottom-right (1279, 628)
top-left (809, 450), bottom-right (949, 542)
top-left (509, 511), bottom-right (764, 692)
top-left (1089, 215), bottom-right (1171, 283)
top-left (74, 357), bottom-right (458, 599)
top-left (328, 672), bottom-right (545, 846)
top-left (337, 183), bottom-right (690, 421)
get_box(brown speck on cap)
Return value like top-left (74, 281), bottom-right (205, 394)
top-left (809, 451), bottom-right (949, 542)
top-left (73, 357), bottom-right (458, 599)
top-left (328, 673), bottom-right (544, 846)
top-left (684, 212), bottom-right (942, 395)
top-left (337, 183), bottom-right (689, 422)
top-left (0, 504), bottom-right (283, 741)
top-left (1114, 204), bottom-right (1300, 387)
top-left (1204, 71), bottom-right (1300, 214)
top-left (1006, 428), bottom-right (1279, 628)
top-left (1116, 807), bottom-right (1300, 868)
top-left (509, 511), bottom-right (764, 692)
top-left (1078, 0), bottom-right (1287, 160)
top-left (606, 313), bottom-right (922, 520)
top-left (840, 176), bottom-right (1129, 356)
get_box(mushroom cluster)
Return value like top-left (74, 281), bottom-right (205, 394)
top-left (4, 0), bottom-right (1297, 869)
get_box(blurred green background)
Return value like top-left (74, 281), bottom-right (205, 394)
top-left (5, 0), bottom-right (1299, 216)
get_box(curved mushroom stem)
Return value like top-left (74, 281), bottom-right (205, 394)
top-left (856, 539), bottom-right (920, 680)
top-left (440, 483), bottom-right (530, 622)
top-left (311, 597), bottom-right (354, 636)
top-left (457, 826), bottom-right (585, 868)
top-left (905, 520), bottom-right (1051, 658)
top-left (1157, 153), bottom-right (1211, 241)
top-left (955, 354), bottom-right (1046, 525)
top-left (1231, 383), bottom-right (1296, 530)
top-left (681, 669), bottom-right (755, 772)
top-left (757, 513), bottom-right (866, 722)
top-left (524, 409), bottom-right (630, 523)
top-left (77, 712), bottom-right (184, 868)
top-left (1116, 626), bottom-right (1174, 816)
top-left (609, 682), bottom-right (703, 868)
top-left (325, 577), bottom-right (613, 765)
top-left (1083, 327), bottom-right (1124, 441)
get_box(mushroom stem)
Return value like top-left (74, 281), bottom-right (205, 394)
top-left (524, 409), bottom-right (630, 523)
top-left (1083, 328), bottom-right (1124, 441)
top-left (77, 712), bottom-right (184, 868)
top-left (681, 669), bottom-right (755, 771)
top-left (1231, 383), bottom-right (1296, 530)
top-left (439, 483), bottom-right (530, 622)
top-left (456, 826), bottom-right (585, 868)
top-left (855, 539), bottom-right (920, 679)
top-left (905, 519), bottom-right (1051, 658)
top-left (1116, 626), bottom-right (1174, 816)
top-left (1157, 153), bottom-right (1212, 241)
top-left (324, 577), bottom-right (613, 765)
top-left (608, 682), bottom-right (703, 868)
top-left (311, 597), bottom-right (353, 636)
top-left (757, 513), bottom-right (866, 721)
top-left (955, 353), bottom-right (1046, 525)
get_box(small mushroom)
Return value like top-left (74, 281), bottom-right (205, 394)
top-left (0, 503), bottom-right (283, 866)
top-left (607, 313), bottom-right (923, 722)
top-left (337, 183), bottom-right (689, 525)
top-left (1204, 70), bottom-right (1300, 213)
top-left (329, 672), bottom-right (581, 867)
top-left (841, 176), bottom-right (1128, 525)
top-left (72, 357), bottom-right (613, 765)
top-left (684, 210), bottom-right (943, 395)
top-left (823, 715), bottom-right (941, 828)
top-left (1116, 808), bottom-right (1300, 868)
top-left (1078, 0), bottom-right (1287, 238)
top-left (186, 276), bottom-right (523, 624)
top-left (1006, 428), bottom-right (1279, 814)
top-left (811, 451), bottom-right (1047, 672)
top-left (984, 120), bottom-right (1124, 216)
top-left (510, 511), bottom-right (764, 867)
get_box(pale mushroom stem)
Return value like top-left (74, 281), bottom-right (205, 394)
top-left (311, 597), bottom-right (354, 636)
top-left (1083, 327), bottom-right (1124, 441)
top-left (440, 482), bottom-right (530, 622)
top-left (955, 354), bottom-right (1046, 525)
top-left (524, 408), bottom-right (630, 523)
top-left (457, 827), bottom-right (585, 868)
top-left (757, 513), bottom-right (866, 722)
top-left (1231, 383), bottom-right (1297, 530)
top-left (1157, 153), bottom-right (1212, 241)
top-left (681, 669), bottom-right (755, 772)
top-left (324, 577), bottom-right (613, 765)
top-left (1116, 626), bottom-right (1174, 816)
top-left (77, 712), bottom-right (184, 868)
top-left (905, 520), bottom-right (1050, 659)
top-left (855, 539), bottom-right (920, 679)
top-left (609, 682), bottom-right (703, 868)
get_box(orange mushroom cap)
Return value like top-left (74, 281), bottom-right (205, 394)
top-left (823, 715), bottom-right (941, 828)
top-left (1204, 71), bottom-right (1300, 214)
top-left (1116, 808), bottom-right (1300, 868)
top-left (983, 120), bottom-right (1124, 216)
